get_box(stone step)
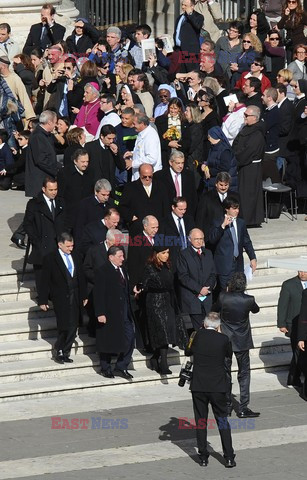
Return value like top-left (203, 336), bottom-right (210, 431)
top-left (0, 279), bottom-right (36, 302)
top-left (0, 352), bottom-right (291, 403)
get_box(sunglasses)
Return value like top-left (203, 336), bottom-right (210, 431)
top-left (269, 37), bottom-right (279, 41)
top-left (244, 113), bottom-right (256, 118)
top-left (141, 175), bottom-right (153, 179)
top-left (252, 62), bottom-right (262, 66)
top-left (243, 40), bottom-right (251, 44)
top-left (288, 1), bottom-right (297, 3)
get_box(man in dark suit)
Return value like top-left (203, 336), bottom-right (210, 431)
top-left (298, 288), bottom-right (307, 398)
top-left (23, 3), bottom-right (66, 55)
top-left (24, 176), bottom-right (66, 297)
top-left (208, 196), bottom-right (257, 290)
top-left (159, 196), bottom-right (195, 271)
top-left (154, 151), bottom-right (197, 217)
top-left (74, 178), bottom-right (114, 243)
top-left (277, 271), bottom-right (307, 387)
top-left (25, 110), bottom-right (58, 199)
top-left (185, 312), bottom-right (236, 468)
top-left (276, 83), bottom-right (295, 177)
top-left (119, 163), bottom-right (169, 235)
top-left (173, 0), bottom-right (204, 72)
top-left (79, 207), bottom-right (120, 256)
top-left (215, 272), bottom-right (260, 418)
top-left (177, 228), bottom-right (216, 330)
top-left (196, 172), bottom-right (239, 242)
top-left (85, 124), bottom-right (125, 188)
top-left (243, 77), bottom-right (264, 113)
top-left (261, 87), bottom-right (281, 183)
top-left (38, 232), bottom-right (88, 364)
top-left (94, 245), bottom-right (135, 379)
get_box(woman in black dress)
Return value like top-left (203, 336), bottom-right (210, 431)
top-left (142, 246), bottom-right (188, 375)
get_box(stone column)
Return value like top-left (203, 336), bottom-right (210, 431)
top-left (0, 0), bottom-right (79, 47)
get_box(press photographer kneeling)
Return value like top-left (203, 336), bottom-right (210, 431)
top-left (185, 312), bottom-right (236, 468)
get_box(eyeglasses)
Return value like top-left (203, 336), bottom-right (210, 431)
top-left (296, 51), bottom-right (306, 54)
top-left (252, 61), bottom-right (262, 66)
top-left (244, 113), bottom-right (256, 118)
top-left (269, 37), bottom-right (279, 41)
top-left (243, 40), bottom-right (251, 44)
top-left (288, 1), bottom-right (297, 3)
top-left (141, 175), bottom-right (153, 179)
top-left (228, 28), bottom-right (239, 34)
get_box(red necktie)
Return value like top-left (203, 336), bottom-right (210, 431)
top-left (197, 249), bottom-right (202, 256)
top-left (174, 174), bottom-right (180, 196)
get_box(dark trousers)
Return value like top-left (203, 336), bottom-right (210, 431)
top-left (33, 264), bottom-right (42, 299)
top-left (54, 290), bottom-right (79, 356)
top-left (100, 317), bottom-right (135, 372)
top-left (190, 303), bottom-right (207, 330)
top-left (288, 319), bottom-right (302, 382)
top-left (192, 391), bottom-right (234, 460)
top-left (218, 257), bottom-right (241, 291)
top-left (11, 221), bottom-right (26, 241)
top-left (262, 151), bottom-right (280, 183)
top-left (225, 350), bottom-right (250, 412)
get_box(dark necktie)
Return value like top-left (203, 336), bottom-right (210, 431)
top-left (230, 222), bottom-right (239, 258)
top-left (3, 43), bottom-right (8, 53)
top-left (178, 217), bottom-right (186, 249)
top-left (116, 267), bottom-right (126, 286)
top-left (50, 199), bottom-right (55, 220)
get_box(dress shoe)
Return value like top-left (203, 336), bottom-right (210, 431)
top-left (54, 355), bottom-right (65, 364)
top-left (114, 369), bottom-right (133, 379)
top-left (99, 370), bottom-right (114, 378)
top-left (63, 356), bottom-right (73, 363)
top-left (225, 458), bottom-right (236, 468)
top-left (11, 237), bottom-right (27, 250)
top-left (237, 408), bottom-right (260, 418)
top-left (287, 375), bottom-right (302, 387)
top-left (199, 457), bottom-right (209, 467)
top-left (160, 368), bottom-right (172, 375)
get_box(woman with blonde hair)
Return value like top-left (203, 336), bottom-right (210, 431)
top-left (230, 33), bottom-right (262, 88)
top-left (276, 68), bottom-right (295, 100)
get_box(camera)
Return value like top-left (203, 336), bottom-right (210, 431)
top-left (178, 360), bottom-right (193, 387)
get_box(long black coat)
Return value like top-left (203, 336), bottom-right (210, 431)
top-left (215, 291), bottom-right (259, 351)
top-left (298, 289), bottom-right (307, 342)
top-left (177, 246), bottom-right (216, 314)
top-left (24, 192), bottom-right (66, 265)
top-left (25, 125), bottom-right (58, 198)
top-left (57, 162), bottom-right (95, 230)
top-left (83, 242), bottom-right (108, 291)
top-left (38, 250), bottom-right (87, 330)
top-left (142, 263), bottom-right (188, 350)
top-left (119, 178), bottom-right (169, 235)
top-left (278, 98), bottom-right (295, 157)
top-left (66, 23), bottom-right (100, 55)
top-left (85, 140), bottom-right (125, 187)
top-left (127, 233), bottom-right (154, 289)
top-left (74, 195), bottom-right (115, 243)
top-left (155, 115), bottom-right (191, 169)
top-left (79, 220), bottom-right (108, 256)
top-left (23, 22), bottom-right (66, 55)
top-left (277, 276), bottom-right (304, 336)
top-left (154, 167), bottom-right (197, 216)
top-left (94, 262), bottom-right (134, 353)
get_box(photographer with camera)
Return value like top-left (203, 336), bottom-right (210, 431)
top-left (184, 311), bottom-right (236, 468)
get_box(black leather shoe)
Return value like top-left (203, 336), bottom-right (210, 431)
top-left (287, 375), bottom-right (302, 387)
top-left (63, 356), bottom-right (73, 363)
top-left (225, 458), bottom-right (236, 468)
top-left (237, 408), bottom-right (260, 418)
top-left (160, 368), bottom-right (172, 375)
top-left (54, 355), bottom-right (65, 364)
top-left (199, 457), bottom-right (209, 467)
top-left (114, 369), bottom-right (133, 379)
top-left (11, 237), bottom-right (27, 250)
top-left (99, 370), bottom-right (114, 378)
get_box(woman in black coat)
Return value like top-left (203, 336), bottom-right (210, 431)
top-left (142, 246), bottom-right (188, 375)
top-left (263, 30), bottom-right (286, 86)
top-left (155, 98), bottom-right (191, 169)
top-left (13, 54), bottom-right (37, 99)
top-left (185, 103), bottom-right (204, 188)
top-left (196, 89), bottom-right (220, 161)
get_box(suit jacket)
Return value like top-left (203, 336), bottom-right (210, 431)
top-left (119, 178), bottom-right (169, 235)
top-left (216, 291), bottom-right (259, 351)
top-left (94, 261), bottom-right (134, 353)
top-left (278, 98), bottom-right (295, 157)
top-left (38, 249), bottom-right (87, 330)
top-left (177, 246), bottom-right (216, 314)
top-left (85, 140), bottom-right (125, 188)
top-left (174, 11), bottom-right (204, 54)
top-left (23, 22), bottom-right (66, 55)
top-left (208, 217), bottom-right (256, 275)
top-left (79, 219), bottom-right (108, 256)
top-left (298, 289), bottom-right (307, 342)
top-left (24, 192), bottom-right (66, 265)
top-left (127, 233), bottom-right (154, 289)
top-left (187, 328), bottom-right (232, 392)
top-left (158, 213), bottom-right (195, 270)
top-left (74, 195), bottom-right (115, 242)
top-left (277, 276), bottom-right (304, 336)
top-left (83, 242), bottom-right (108, 290)
top-left (154, 167), bottom-right (197, 216)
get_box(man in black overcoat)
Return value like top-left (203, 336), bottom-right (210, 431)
top-left (154, 151), bottom-right (197, 217)
top-left (94, 246), bottom-right (135, 379)
top-left (208, 196), bottom-right (257, 291)
top-left (119, 163), bottom-right (169, 235)
top-left (38, 232), bottom-right (88, 364)
top-left (177, 228), bottom-right (216, 330)
top-left (185, 312), bottom-right (236, 468)
top-left (23, 4), bottom-right (66, 55)
top-left (215, 272), bottom-right (260, 418)
top-left (24, 176), bottom-right (66, 296)
top-left (79, 207), bottom-right (120, 256)
top-left (297, 288), bottom-right (307, 398)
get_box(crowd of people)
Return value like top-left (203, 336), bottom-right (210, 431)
top-left (1, 0), bottom-right (307, 469)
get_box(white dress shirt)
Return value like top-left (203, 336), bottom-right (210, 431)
top-left (58, 249), bottom-right (75, 276)
top-left (131, 125), bottom-right (162, 180)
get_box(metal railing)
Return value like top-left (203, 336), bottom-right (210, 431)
top-left (74, 0), bottom-right (140, 29)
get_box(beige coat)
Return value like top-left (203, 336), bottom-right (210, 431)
top-left (194, 0), bottom-right (223, 43)
top-left (3, 71), bottom-right (35, 121)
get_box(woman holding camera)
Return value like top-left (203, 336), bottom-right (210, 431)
top-left (142, 246), bottom-right (187, 375)
top-left (277, 0), bottom-right (307, 63)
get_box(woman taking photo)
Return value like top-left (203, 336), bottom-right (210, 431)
top-left (263, 30), bottom-right (286, 86)
top-left (142, 246), bottom-right (188, 375)
top-left (196, 89), bottom-right (220, 159)
top-left (277, 0), bottom-right (307, 63)
top-left (155, 97), bottom-right (191, 169)
top-left (230, 33), bottom-right (263, 88)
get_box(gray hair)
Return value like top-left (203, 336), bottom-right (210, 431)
top-left (247, 105), bottom-right (261, 121)
top-left (39, 110), bottom-right (57, 125)
top-left (134, 103), bottom-right (146, 114)
top-left (107, 26), bottom-right (121, 39)
top-left (169, 150), bottom-right (184, 162)
top-left (142, 215), bottom-right (157, 227)
top-left (204, 312), bottom-right (221, 329)
top-left (203, 77), bottom-right (220, 96)
top-left (134, 113), bottom-right (150, 126)
top-left (106, 228), bottom-right (122, 244)
top-left (84, 82), bottom-right (99, 97)
top-left (95, 178), bottom-right (112, 192)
